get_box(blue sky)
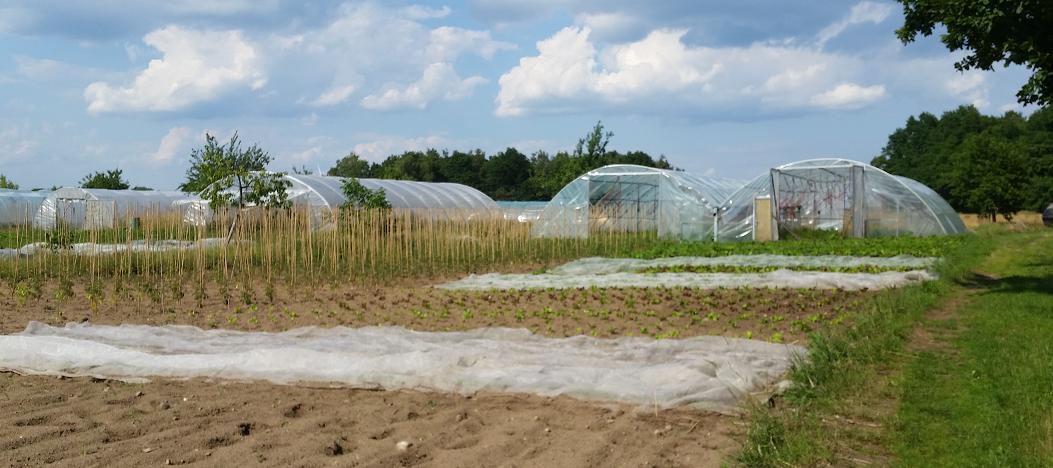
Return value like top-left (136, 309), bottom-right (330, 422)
top-left (0, 0), bottom-right (1033, 190)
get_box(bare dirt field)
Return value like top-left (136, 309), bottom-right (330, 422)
top-left (0, 278), bottom-right (868, 467)
top-left (0, 372), bottom-right (741, 468)
top-left (0, 280), bottom-right (872, 343)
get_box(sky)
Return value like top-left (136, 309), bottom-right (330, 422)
top-left (0, 0), bottom-right (1034, 191)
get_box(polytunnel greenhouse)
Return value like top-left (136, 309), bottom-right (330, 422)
top-left (0, 190), bottom-right (48, 226)
top-left (532, 165), bottom-right (742, 239)
top-left (203, 174), bottom-right (500, 228)
top-left (34, 188), bottom-right (201, 230)
top-left (496, 201), bottom-right (549, 223)
top-left (715, 158), bottom-right (966, 241)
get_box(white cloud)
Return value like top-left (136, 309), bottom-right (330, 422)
top-left (816, 1), bottom-right (894, 48)
top-left (400, 4), bottom-right (452, 20)
top-left (281, 3), bottom-right (510, 112)
top-left (361, 63), bottom-right (486, 110)
top-left (945, 72), bottom-right (989, 109)
top-left (998, 102), bottom-right (1023, 114)
top-left (290, 145), bottom-right (323, 162)
top-left (311, 84), bottom-right (356, 107)
top-left (573, 12), bottom-right (642, 40)
top-left (351, 134), bottom-right (450, 161)
top-left (301, 112), bottom-right (319, 126)
top-left (427, 26), bottom-right (515, 61)
top-left (810, 83), bottom-right (886, 109)
top-left (496, 27), bottom-right (884, 117)
top-left (84, 26), bottom-right (266, 113)
top-left (150, 126), bottom-right (192, 163)
top-left (0, 125), bottom-right (37, 163)
top-left (14, 55), bottom-right (110, 82)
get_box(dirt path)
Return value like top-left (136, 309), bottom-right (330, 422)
top-left (0, 373), bottom-right (741, 468)
top-left (814, 286), bottom-right (976, 467)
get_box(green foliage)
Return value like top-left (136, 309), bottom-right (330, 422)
top-left (181, 132), bottom-right (290, 210)
top-left (873, 105), bottom-right (1053, 213)
top-left (324, 121), bottom-right (673, 201)
top-left (625, 235), bottom-right (960, 259)
top-left (327, 152), bottom-right (372, 178)
top-left (574, 120), bottom-right (613, 167)
top-left (340, 178), bottom-right (390, 209)
top-left (80, 168), bottom-right (130, 190)
top-left (952, 132), bottom-right (1030, 220)
top-left (0, 174), bottom-right (18, 189)
top-left (180, 132), bottom-right (270, 194)
top-left (896, 0), bottom-right (1053, 106)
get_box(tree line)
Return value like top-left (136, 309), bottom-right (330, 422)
top-left (326, 122), bottom-right (672, 201)
top-left (872, 105), bottom-right (1053, 220)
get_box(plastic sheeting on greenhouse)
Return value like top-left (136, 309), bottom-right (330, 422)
top-left (205, 174), bottom-right (499, 228)
top-left (532, 165), bottom-right (742, 240)
top-left (1044, 202), bottom-right (1053, 226)
top-left (716, 159), bottom-right (966, 241)
top-left (0, 190), bottom-right (48, 226)
top-left (0, 322), bottom-right (805, 412)
top-left (33, 188), bottom-right (201, 230)
top-left (496, 201), bottom-right (549, 223)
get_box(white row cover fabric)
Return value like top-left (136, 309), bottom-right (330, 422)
top-left (33, 188), bottom-right (202, 230)
top-left (0, 190), bottom-right (48, 226)
top-left (532, 165), bottom-right (741, 240)
top-left (549, 255), bottom-right (937, 275)
top-left (0, 238), bottom-right (229, 258)
top-left (716, 159), bottom-right (966, 241)
top-left (440, 270), bottom-right (935, 291)
top-left (0, 322), bottom-right (804, 412)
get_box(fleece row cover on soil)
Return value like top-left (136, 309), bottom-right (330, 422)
top-left (440, 270), bottom-right (935, 291)
top-left (0, 238), bottom-right (230, 258)
top-left (0, 322), bottom-right (804, 413)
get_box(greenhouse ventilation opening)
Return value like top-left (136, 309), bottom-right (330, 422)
top-left (34, 188), bottom-right (201, 230)
top-left (532, 165), bottom-right (742, 240)
top-left (716, 159), bottom-right (967, 241)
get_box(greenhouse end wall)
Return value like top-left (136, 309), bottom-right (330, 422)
top-left (716, 159), bottom-right (966, 241)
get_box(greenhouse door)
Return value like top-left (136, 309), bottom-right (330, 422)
top-left (587, 177), bottom-right (659, 235)
top-left (771, 165), bottom-right (865, 237)
top-left (56, 199), bottom-right (86, 229)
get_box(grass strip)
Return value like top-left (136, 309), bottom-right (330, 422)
top-left (894, 229), bottom-right (1053, 466)
top-left (625, 235), bottom-right (963, 260)
top-left (734, 227), bottom-right (1001, 466)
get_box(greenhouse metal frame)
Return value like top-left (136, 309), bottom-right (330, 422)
top-left (716, 158), bottom-right (966, 241)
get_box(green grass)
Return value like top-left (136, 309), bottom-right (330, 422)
top-left (895, 229), bottom-right (1053, 467)
top-left (627, 234), bottom-right (962, 259)
top-left (735, 228), bottom-right (999, 466)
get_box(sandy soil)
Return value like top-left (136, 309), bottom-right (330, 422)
top-left (0, 280), bottom-right (870, 343)
top-left (0, 372), bottom-right (742, 468)
top-left (0, 278), bottom-right (867, 467)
